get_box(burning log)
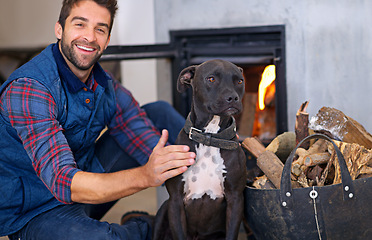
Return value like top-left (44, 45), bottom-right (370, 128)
top-left (295, 101), bottom-right (310, 149)
top-left (238, 93), bottom-right (257, 137)
top-left (309, 107), bottom-right (372, 149)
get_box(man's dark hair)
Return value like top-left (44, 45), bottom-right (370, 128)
top-left (58, 0), bottom-right (118, 34)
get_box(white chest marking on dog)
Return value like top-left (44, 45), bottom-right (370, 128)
top-left (182, 115), bottom-right (227, 201)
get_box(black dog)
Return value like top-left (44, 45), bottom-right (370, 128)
top-left (153, 59), bottom-right (248, 240)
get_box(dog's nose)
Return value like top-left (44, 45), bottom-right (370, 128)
top-left (226, 95), bottom-right (239, 103)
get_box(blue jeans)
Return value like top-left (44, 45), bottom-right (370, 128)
top-left (9, 101), bottom-right (185, 240)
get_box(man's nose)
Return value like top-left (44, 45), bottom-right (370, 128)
top-left (83, 27), bottom-right (97, 42)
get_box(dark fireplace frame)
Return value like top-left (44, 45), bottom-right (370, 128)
top-left (101, 25), bottom-right (287, 135)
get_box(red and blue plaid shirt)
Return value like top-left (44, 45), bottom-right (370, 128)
top-left (0, 50), bottom-right (160, 204)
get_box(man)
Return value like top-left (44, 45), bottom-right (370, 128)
top-left (0, 0), bottom-right (195, 239)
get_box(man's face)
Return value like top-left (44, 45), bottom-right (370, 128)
top-left (55, 0), bottom-right (111, 72)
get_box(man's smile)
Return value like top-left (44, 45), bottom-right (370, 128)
top-left (76, 44), bottom-right (96, 53)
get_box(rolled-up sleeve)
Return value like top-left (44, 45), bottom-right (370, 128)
top-left (0, 78), bottom-right (80, 204)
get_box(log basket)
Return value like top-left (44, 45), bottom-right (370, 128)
top-left (244, 133), bottom-right (372, 239)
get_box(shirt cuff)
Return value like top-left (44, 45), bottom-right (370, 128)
top-left (53, 166), bottom-right (82, 204)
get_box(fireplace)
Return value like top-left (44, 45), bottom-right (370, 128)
top-left (101, 25), bottom-right (287, 142)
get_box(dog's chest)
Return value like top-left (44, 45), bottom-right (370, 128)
top-left (182, 116), bottom-right (227, 201)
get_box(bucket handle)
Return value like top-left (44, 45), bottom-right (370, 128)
top-left (280, 133), bottom-right (355, 208)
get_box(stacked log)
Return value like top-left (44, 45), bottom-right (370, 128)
top-left (243, 102), bottom-right (372, 189)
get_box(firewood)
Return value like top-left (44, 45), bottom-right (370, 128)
top-left (291, 148), bottom-right (308, 176)
top-left (256, 151), bottom-right (284, 188)
top-left (295, 101), bottom-right (310, 149)
top-left (297, 172), bottom-right (310, 188)
top-left (292, 149), bottom-right (329, 172)
top-left (318, 152), bottom-right (336, 187)
top-left (243, 137), bottom-right (301, 189)
top-left (302, 153), bottom-right (330, 167)
top-left (328, 140), bottom-right (372, 184)
top-left (266, 131), bottom-right (296, 162)
top-left (242, 137), bottom-right (284, 188)
top-left (307, 139), bottom-right (328, 154)
top-left (242, 137), bottom-right (282, 188)
top-left (306, 165), bottom-right (324, 183)
top-left (358, 173), bottom-right (372, 179)
top-left (291, 163), bottom-right (308, 177)
top-left (310, 107), bottom-right (372, 149)
top-left (252, 175), bottom-right (275, 189)
top-left (242, 137), bottom-right (266, 158)
top-left (292, 139), bottom-right (330, 168)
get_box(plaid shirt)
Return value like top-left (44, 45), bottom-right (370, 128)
top-left (0, 48), bottom-right (160, 204)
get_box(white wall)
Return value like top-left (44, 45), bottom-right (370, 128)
top-left (0, 0), bottom-right (60, 48)
top-left (111, 0), bottom-right (158, 105)
top-left (153, 0), bottom-right (372, 133)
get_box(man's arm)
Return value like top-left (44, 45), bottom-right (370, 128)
top-left (107, 80), bottom-right (163, 165)
top-left (1, 78), bottom-right (195, 205)
top-left (0, 78), bottom-right (80, 204)
top-left (70, 80), bottom-right (196, 204)
top-left (71, 129), bottom-right (195, 204)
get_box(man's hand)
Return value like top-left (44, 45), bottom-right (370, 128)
top-left (71, 129), bottom-right (195, 204)
top-left (142, 129), bottom-right (195, 187)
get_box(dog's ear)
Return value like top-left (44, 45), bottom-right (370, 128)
top-left (177, 65), bottom-right (196, 93)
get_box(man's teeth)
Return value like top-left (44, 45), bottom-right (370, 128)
top-left (77, 45), bottom-right (94, 51)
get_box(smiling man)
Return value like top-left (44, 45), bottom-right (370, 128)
top-left (0, 1), bottom-right (195, 239)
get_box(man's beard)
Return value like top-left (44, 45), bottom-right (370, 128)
top-left (60, 38), bottom-right (103, 71)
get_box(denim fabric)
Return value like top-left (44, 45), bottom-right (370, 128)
top-left (8, 204), bottom-right (151, 240)
top-left (141, 101), bottom-right (185, 144)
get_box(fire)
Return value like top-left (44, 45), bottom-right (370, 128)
top-left (258, 65), bottom-right (276, 110)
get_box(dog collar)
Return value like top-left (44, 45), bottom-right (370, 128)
top-left (183, 114), bottom-right (239, 150)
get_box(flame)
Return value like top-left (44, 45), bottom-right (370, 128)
top-left (258, 65), bottom-right (276, 110)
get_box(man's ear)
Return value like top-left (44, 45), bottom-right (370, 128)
top-left (55, 22), bottom-right (62, 40)
top-left (177, 65), bottom-right (197, 93)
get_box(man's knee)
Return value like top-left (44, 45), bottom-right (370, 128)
top-left (142, 100), bottom-right (174, 115)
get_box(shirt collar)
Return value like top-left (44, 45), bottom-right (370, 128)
top-left (52, 42), bottom-right (109, 93)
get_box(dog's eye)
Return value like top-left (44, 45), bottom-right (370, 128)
top-left (207, 77), bottom-right (215, 83)
top-left (238, 79), bottom-right (244, 84)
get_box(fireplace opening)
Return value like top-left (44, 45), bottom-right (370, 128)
top-left (236, 64), bottom-right (277, 145)
top-left (169, 25), bottom-right (287, 143)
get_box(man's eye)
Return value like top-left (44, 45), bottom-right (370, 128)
top-left (207, 77), bottom-right (215, 83)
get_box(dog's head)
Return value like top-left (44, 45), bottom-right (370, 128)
top-left (177, 59), bottom-right (245, 116)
